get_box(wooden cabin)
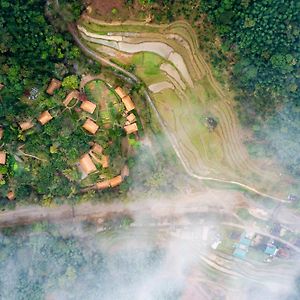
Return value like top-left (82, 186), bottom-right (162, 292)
top-left (38, 111), bottom-right (53, 125)
top-left (109, 175), bottom-right (123, 188)
top-left (0, 128), bottom-right (3, 140)
top-left (79, 153), bottom-right (97, 175)
top-left (19, 121), bottom-right (34, 131)
top-left (115, 86), bottom-right (127, 99)
top-left (80, 100), bottom-right (96, 114)
top-left (124, 123), bottom-right (138, 135)
top-left (91, 143), bottom-right (103, 155)
top-left (122, 95), bottom-right (135, 112)
top-left (82, 119), bottom-right (99, 135)
top-left (46, 78), bottom-right (61, 95)
top-left (96, 180), bottom-right (110, 190)
top-left (101, 155), bottom-right (109, 168)
top-left (0, 151), bottom-right (6, 165)
top-left (126, 113), bottom-right (136, 124)
top-left (63, 90), bottom-right (80, 107)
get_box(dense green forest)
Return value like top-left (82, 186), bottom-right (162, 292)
top-left (146, 0), bottom-right (300, 178)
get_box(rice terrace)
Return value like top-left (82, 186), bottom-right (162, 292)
top-left (75, 14), bottom-right (295, 199)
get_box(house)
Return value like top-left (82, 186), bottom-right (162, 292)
top-left (121, 165), bottom-right (129, 178)
top-left (115, 86), bottom-right (127, 99)
top-left (233, 247), bottom-right (247, 259)
top-left (82, 119), bottom-right (99, 135)
top-left (109, 175), bottom-right (123, 188)
top-left (122, 95), bottom-right (135, 112)
top-left (0, 83), bottom-right (4, 90)
top-left (80, 100), bottom-right (96, 114)
top-left (91, 143), bottom-right (103, 155)
top-left (126, 113), bottom-right (136, 124)
top-left (265, 244), bottom-right (278, 257)
top-left (101, 155), bottom-right (109, 168)
top-left (38, 111), bottom-right (53, 125)
top-left (0, 151), bottom-right (6, 165)
top-left (96, 180), bottom-right (111, 190)
top-left (233, 232), bottom-right (253, 259)
top-left (0, 128), bottom-right (3, 140)
top-left (124, 123), bottom-right (138, 134)
top-left (19, 121), bottom-right (34, 131)
top-left (46, 78), bottom-right (61, 95)
top-left (7, 191), bottom-right (15, 201)
top-left (79, 153), bottom-right (97, 175)
top-left (63, 90), bottom-right (80, 107)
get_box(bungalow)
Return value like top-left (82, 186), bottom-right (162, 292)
top-left (124, 123), bottom-right (138, 135)
top-left (63, 90), bottom-right (80, 107)
top-left (80, 100), bottom-right (96, 114)
top-left (0, 127), bottom-right (3, 140)
top-left (79, 153), bottom-right (97, 175)
top-left (96, 180), bottom-right (111, 190)
top-left (91, 143), bottom-right (103, 155)
top-left (7, 191), bottom-right (15, 201)
top-left (265, 244), bottom-right (278, 257)
top-left (38, 111), bottom-right (53, 125)
top-left (0, 151), bottom-right (6, 165)
top-left (101, 155), bottom-right (109, 168)
top-left (82, 119), bottom-right (99, 135)
top-left (122, 95), bottom-right (135, 112)
top-left (19, 121), bottom-right (34, 131)
top-left (115, 86), bottom-right (127, 99)
top-left (109, 175), bottom-right (123, 188)
top-left (46, 78), bottom-right (61, 95)
top-left (126, 113), bottom-right (136, 124)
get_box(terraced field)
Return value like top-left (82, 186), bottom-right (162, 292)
top-left (76, 15), bottom-right (294, 198)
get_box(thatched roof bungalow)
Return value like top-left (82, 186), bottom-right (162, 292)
top-left (46, 78), bottom-right (61, 95)
top-left (79, 153), bottom-right (97, 175)
top-left (0, 151), bottom-right (6, 165)
top-left (82, 119), bottom-right (99, 135)
top-left (124, 123), bottom-right (138, 135)
top-left (38, 111), bottom-right (53, 125)
top-left (19, 121), bottom-right (34, 131)
top-left (122, 95), bottom-right (135, 112)
top-left (80, 100), bottom-right (96, 114)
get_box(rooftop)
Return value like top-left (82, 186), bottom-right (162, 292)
top-left (82, 119), bottom-right (99, 135)
top-left (80, 100), bottom-right (97, 114)
top-left (0, 151), bottom-right (6, 165)
top-left (46, 78), bottom-right (61, 95)
top-left (38, 111), bottom-right (53, 125)
top-left (124, 123), bottom-right (138, 135)
top-left (79, 153), bottom-right (97, 175)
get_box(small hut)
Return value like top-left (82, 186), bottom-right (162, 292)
top-left (109, 175), bottom-right (123, 188)
top-left (0, 128), bottom-right (3, 140)
top-left (38, 111), bottom-right (53, 125)
top-left (91, 143), bottom-right (103, 155)
top-left (0, 83), bottom-right (4, 90)
top-left (0, 151), bottom-right (6, 165)
top-left (101, 155), bottom-right (109, 168)
top-left (7, 191), bottom-right (15, 201)
top-left (115, 86), bottom-right (127, 99)
top-left (82, 119), bottom-right (99, 135)
top-left (46, 78), bottom-right (61, 95)
top-left (79, 153), bottom-right (97, 175)
top-left (80, 100), bottom-right (96, 114)
top-left (126, 113), bottom-right (136, 124)
top-left (63, 90), bottom-right (80, 107)
top-left (96, 180), bottom-right (110, 190)
top-left (124, 123), bottom-right (138, 135)
top-left (121, 165), bottom-right (130, 178)
top-left (19, 121), bottom-right (34, 131)
top-left (122, 95), bottom-right (135, 112)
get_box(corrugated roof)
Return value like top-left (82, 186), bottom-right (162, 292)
top-left (124, 123), bottom-right (138, 135)
top-left (122, 95), bottom-right (135, 112)
top-left (80, 100), bottom-right (96, 114)
top-left (38, 111), bottom-right (53, 125)
top-left (82, 119), bottom-right (99, 135)
top-left (46, 78), bottom-right (61, 95)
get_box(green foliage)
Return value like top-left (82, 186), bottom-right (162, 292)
top-left (62, 75), bottom-right (80, 90)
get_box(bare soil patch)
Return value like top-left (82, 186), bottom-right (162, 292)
top-left (90, 0), bottom-right (124, 15)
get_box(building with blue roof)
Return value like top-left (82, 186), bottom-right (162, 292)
top-left (265, 244), bottom-right (278, 256)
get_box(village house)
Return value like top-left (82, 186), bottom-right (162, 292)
top-left (122, 95), bottom-right (135, 112)
top-left (7, 191), bottom-right (15, 201)
top-left (46, 78), bottom-right (61, 95)
top-left (80, 100), bottom-right (97, 114)
top-left (91, 143), bottom-right (103, 155)
top-left (38, 111), bottom-right (53, 125)
top-left (82, 119), bottom-right (99, 135)
top-left (96, 180), bottom-right (111, 190)
top-left (124, 123), bottom-right (138, 135)
top-left (79, 153), bottom-right (97, 175)
top-left (0, 83), bottom-right (4, 90)
top-left (0, 127), bottom-right (3, 140)
top-left (19, 121), bottom-right (34, 131)
top-left (0, 151), bottom-right (6, 165)
top-left (101, 155), bottom-right (109, 168)
top-left (126, 113), bottom-right (136, 124)
top-left (109, 175), bottom-right (123, 188)
top-left (115, 86), bottom-right (127, 99)
top-left (63, 90), bottom-right (80, 107)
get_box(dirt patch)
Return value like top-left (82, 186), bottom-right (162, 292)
top-left (90, 0), bottom-right (124, 15)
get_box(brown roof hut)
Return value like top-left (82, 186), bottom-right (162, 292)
top-left (124, 123), bottom-right (138, 135)
top-left (101, 155), bottom-right (109, 168)
top-left (96, 180), bottom-right (111, 190)
top-left (0, 83), bottom-right (4, 90)
top-left (126, 113), bottom-right (136, 124)
top-left (91, 143), bottom-right (103, 155)
top-left (7, 191), bottom-right (15, 201)
top-left (82, 119), bottom-right (99, 135)
top-left (0, 151), bottom-right (6, 165)
top-left (19, 121), bottom-right (34, 131)
top-left (0, 128), bottom-right (3, 140)
top-left (38, 111), bottom-right (53, 125)
top-left (80, 100), bottom-right (96, 114)
top-left (46, 78), bottom-right (61, 95)
top-left (109, 175), bottom-right (123, 188)
top-left (121, 165), bottom-right (130, 178)
top-left (122, 95), bottom-right (135, 112)
top-left (79, 153), bottom-right (97, 175)
top-left (115, 86), bottom-right (127, 99)
top-left (63, 90), bottom-right (80, 107)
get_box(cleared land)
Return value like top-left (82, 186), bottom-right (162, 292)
top-left (76, 16), bottom-right (294, 198)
